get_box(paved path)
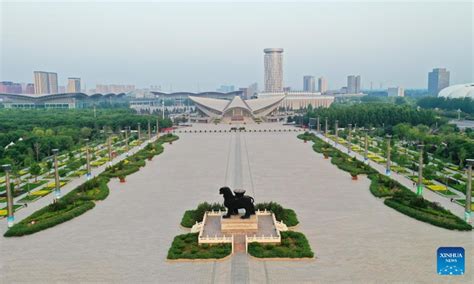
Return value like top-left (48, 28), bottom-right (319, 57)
top-left (0, 123), bottom-right (472, 283)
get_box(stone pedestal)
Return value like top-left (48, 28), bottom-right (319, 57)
top-left (221, 214), bottom-right (258, 233)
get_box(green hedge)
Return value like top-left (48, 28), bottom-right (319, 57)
top-left (298, 132), bottom-right (472, 231)
top-left (167, 233), bottom-right (231, 259)
top-left (4, 177), bottom-right (109, 237)
top-left (248, 231), bottom-right (314, 258)
top-left (255, 202), bottom-right (299, 227)
top-left (180, 202), bottom-right (225, 228)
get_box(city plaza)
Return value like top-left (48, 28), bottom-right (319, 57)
top-left (1, 122), bottom-right (471, 283)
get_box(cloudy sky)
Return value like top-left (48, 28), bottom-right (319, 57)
top-left (1, 1), bottom-right (472, 91)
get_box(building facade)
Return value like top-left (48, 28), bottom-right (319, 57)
top-left (428, 68), bottom-right (450, 95)
top-left (303, 76), bottom-right (315, 92)
top-left (0, 81), bottom-right (22, 94)
top-left (264, 48), bottom-right (284, 92)
top-left (387, 87), bottom-right (405, 97)
top-left (258, 92), bottom-right (334, 110)
top-left (48, 72), bottom-right (58, 94)
top-left (34, 71), bottom-right (50, 94)
top-left (347, 75), bottom-right (361, 93)
top-left (318, 77), bottom-right (328, 93)
top-left (67, 77), bottom-right (81, 93)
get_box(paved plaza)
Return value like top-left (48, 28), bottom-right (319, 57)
top-left (0, 123), bottom-right (472, 283)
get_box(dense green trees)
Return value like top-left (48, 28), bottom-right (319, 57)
top-left (0, 109), bottom-right (173, 168)
top-left (418, 97), bottom-right (474, 114)
top-left (296, 103), bottom-right (440, 130)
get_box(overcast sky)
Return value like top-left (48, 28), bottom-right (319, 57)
top-left (1, 1), bottom-right (472, 91)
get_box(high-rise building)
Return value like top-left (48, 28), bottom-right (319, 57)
top-left (428, 68), bottom-right (450, 95)
top-left (318, 77), bottom-right (328, 93)
top-left (264, 48), bottom-right (284, 92)
top-left (25, 83), bottom-right (35, 94)
top-left (48, 72), bottom-right (58, 94)
top-left (347, 75), bottom-right (361, 93)
top-left (0, 81), bottom-right (22, 94)
top-left (387, 87), bottom-right (405, 97)
top-left (303, 76), bottom-right (315, 92)
top-left (34, 71), bottom-right (49, 94)
top-left (67, 77), bottom-right (81, 93)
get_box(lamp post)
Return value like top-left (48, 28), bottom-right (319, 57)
top-left (137, 123), bottom-right (141, 140)
top-left (156, 117), bottom-right (160, 138)
top-left (465, 159), bottom-right (474, 223)
top-left (335, 120), bottom-right (339, 145)
top-left (162, 100), bottom-right (165, 120)
top-left (84, 139), bottom-right (91, 180)
top-left (3, 164), bottom-right (14, 227)
top-left (347, 124), bottom-right (352, 153)
top-left (148, 120), bottom-right (151, 140)
top-left (364, 129), bottom-right (369, 162)
top-left (317, 116), bottom-right (320, 133)
top-left (417, 144), bottom-right (424, 196)
top-left (386, 135), bottom-right (392, 176)
top-left (52, 149), bottom-right (61, 200)
top-left (324, 117), bottom-right (328, 138)
top-left (107, 132), bottom-right (113, 167)
top-left (124, 126), bottom-right (130, 155)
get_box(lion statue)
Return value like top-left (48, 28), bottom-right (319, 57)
top-left (219, 186), bottom-right (256, 219)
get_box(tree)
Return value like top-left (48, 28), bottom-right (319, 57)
top-left (30, 163), bottom-right (41, 182)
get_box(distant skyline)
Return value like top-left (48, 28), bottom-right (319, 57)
top-left (1, 1), bottom-right (472, 91)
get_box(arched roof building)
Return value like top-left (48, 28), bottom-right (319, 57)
top-left (438, 83), bottom-right (474, 99)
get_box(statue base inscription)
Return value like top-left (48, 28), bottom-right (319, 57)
top-left (221, 214), bottom-right (258, 233)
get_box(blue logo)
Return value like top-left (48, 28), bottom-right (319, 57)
top-left (437, 247), bottom-right (464, 275)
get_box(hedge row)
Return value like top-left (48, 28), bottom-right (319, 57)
top-left (298, 132), bottom-right (472, 231)
top-left (180, 202), bottom-right (225, 228)
top-left (4, 134), bottom-right (179, 237)
top-left (167, 233), bottom-right (231, 259)
top-left (247, 231), bottom-right (314, 258)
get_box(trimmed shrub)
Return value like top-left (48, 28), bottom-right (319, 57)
top-left (255, 202), bottom-right (299, 227)
top-left (248, 231), bottom-right (314, 258)
top-left (180, 202), bottom-right (225, 228)
top-left (167, 233), bottom-right (231, 259)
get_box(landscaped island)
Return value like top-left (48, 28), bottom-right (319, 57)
top-left (170, 201), bottom-right (312, 260)
top-left (298, 132), bottom-right (472, 231)
top-left (4, 134), bottom-right (179, 237)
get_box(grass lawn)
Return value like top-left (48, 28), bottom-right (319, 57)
top-left (248, 231), bottom-right (314, 258)
top-left (167, 233), bottom-right (232, 260)
top-left (0, 204), bottom-right (24, 216)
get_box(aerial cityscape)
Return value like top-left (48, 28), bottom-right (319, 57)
top-left (0, 1), bottom-right (473, 283)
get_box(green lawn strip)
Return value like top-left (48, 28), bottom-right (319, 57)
top-left (298, 132), bottom-right (472, 231)
top-left (167, 233), bottom-right (232, 260)
top-left (4, 134), bottom-right (179, 237)
top-left (180, 202), bottom-right (225, 228)
top-left (0, 204), bottom-right (24, 216)
top-left (248, 231), bottom-right (314, 258)
top-left (21, 180), bottom-right (49, 191)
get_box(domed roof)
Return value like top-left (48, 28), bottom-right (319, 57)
top-left (438, 83), bottom-right (474, 99)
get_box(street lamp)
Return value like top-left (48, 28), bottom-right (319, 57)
top-left (386, 135), bottom-right (392, 176)
top-left (317, 116), bottom-right (320, 133)
top-left (347, 124), bottom-right (352, 153)
top-left (465, 159), bottom-right (474, 223)
top-left (147, 119), bottom-right (151, 140)
top-left (107, 131), bottom-right (113, 167)
top-left (335, 120), bottom-right (339, 146)
top-left (2, 164), bottom-right (14, 227)
top-left (417, 144), bottom-right (424, 196)
top-left (324, 117), bottom-right (328, 138)
top-left (364, 129), bottom-right (369, 162)
top-left (52, 149), bottom-right (61, 200)
top-left (156, 117), bottom-right (160, 138)
top-left (137, 123), bottom-right (141, 140)
top-left (84, 139), bottom-right (91, 180)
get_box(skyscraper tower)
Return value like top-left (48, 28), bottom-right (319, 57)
top-left (34, 71), bottom-right (49, 94)
top-left (303, 76), bottom-right (315, 92)
top-left (428, 68), bottom-right (450, 95)
top-left (318, 77), bottom-right (328, 93)
top-left (48, 72), bottom-right (58, 94)
top-left (264, 48), bottom-right (284, 92)
top-left (67, 77), bottom-right (81, 93)
top-left (347, 75), bottom-right (361, 93)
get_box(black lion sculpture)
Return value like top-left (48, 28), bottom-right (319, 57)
top-left (219, 186), bottom-right (256, 219)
